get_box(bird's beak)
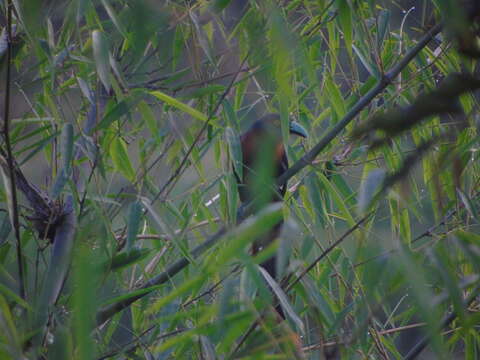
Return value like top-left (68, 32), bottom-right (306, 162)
top-left (289, 121), bottom-right (308, 138)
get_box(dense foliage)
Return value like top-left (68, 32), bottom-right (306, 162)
top-left (0, 0), bottom-right (479, 359)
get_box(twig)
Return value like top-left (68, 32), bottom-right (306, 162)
top-left (97, 328), bottom-right (185, 360)
top-left (170, 68), bottom-right (253, 93)
top-left (303, 322), bottom-right (427, 351)
top-left (302, 0), bottom-right (336, 38)
top-left (1, 0), bottom-right (25, 300)
top-left (286, 213), bottom-right (372, 292)
top-left (182, 265), bottom-right (241, 308)
top-left (229, 317), bottom-right (261, 358)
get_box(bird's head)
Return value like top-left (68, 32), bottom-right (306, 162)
top-left (251, 113), bottom-right (308, 139)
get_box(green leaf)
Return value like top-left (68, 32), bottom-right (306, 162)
top-left (147, 275), bottom-right (206, 314)
top-left (0, 295), bottom-right (22, 359)
top-left (457, 188), bottom-right (479, 224)
top-left (337, 0), bottom-right (353, 56)
top-left (73, 245), bottom-right (98, 360)
top-left (107, 248), bottom-right (151, 272)
top-left (97, 97), bottom-right (140, 131)
top-left (456, 230), bottom-right (480, 244)
top-left (376, 9), bottom-right (390, 50)
top-left (142, 199), bottom-right (195, 264)
top-left (358, 168), bottom-right (385, 213)
top-left (150, 90), bottom-right (208, 122)
top-left (300, 276), bottom-right (335, 327)
top-left (226, 173), bottom-right (239, 224)
top-left (51, 168), bottom-right (70, 199)
top-left (110, 137), bottom-right (136, 181)
top-left (100, 285), bottom-right (163, 307)
top-left (126, 201), bottom-right (143, 252)
top-left (101, 0), bottom-right (128, 38)
top-left (182, 84), bottom-right (226, 99)
top-left (258, 266), bottom-right (305, 334)
top-left (92, 30), bottom-right (111, 91)
top-left (0, 213), bottom-right (11, 243)
top-left (0, 283), bottom-right (30, 310)
top-left (214, 203), bottom-right (284, 269)
top-left (304, 174), bottom-right (327, 228)
top-left (19, 130), bottom-right (61, 165)
top-left (212, 0), bottom-right (232, 13)
top-left (239, 267), bottom-right (257, 309)
top-left (325, 73), bottom-right (346, 119)
top-left (60, 122), bottom-right (74, 173)
top-left (316, 172), bottom-right (356, 227)
top-left (225, 127), bottom-right (242, 180)
top-left (137, 100), bottom-right (159, 141)
top-left (353, 44), bottom-right (380, 79)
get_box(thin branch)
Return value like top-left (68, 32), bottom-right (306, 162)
top-left (303, 323), bottom-right (427, 351)
top-left (97, 328), bottom-right (185, 360)
top-left (285, 212), bottom-right (372, 292)
top-left (170, 68), bottom-right (253, 93)
top-left (181, 265), bottom-right (241, 308)
top-left (115, 218), bottom-right (220, 242)
top-left (2, 0), bottom-right (25, 300)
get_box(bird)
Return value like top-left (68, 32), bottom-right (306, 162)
top-left (235, 113), bottom-right (307, 312)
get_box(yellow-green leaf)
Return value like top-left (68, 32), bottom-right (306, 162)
top-left (150, 90), bottom-right (208, 122)
top-left (110, 137), bottom-right (135, 181)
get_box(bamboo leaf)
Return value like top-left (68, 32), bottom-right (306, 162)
top-left (150, 90), bottom-right (208, 122)
top-left (214, 203), bottom-right (284, 269)
top-left (126, 201), bottom-right (143, 251)
top-left (358, 168), bottom-right (386, 213)
top-left (337, 0), bottom-right (353, 56)
top-left (101, 0), bottom-right (128, 38)
top-left (352, 44), bottom-right (380, 79)
top-left (258, 266), bottom-right (305, 334)
top-left (457, 188), bottom-right (479, 223)
top-left (61, 123), bottom-right (74, 171)
top-left (92, 30), bottom-right (111, 91)
top-left (110, 137), bottom-right (136, 181)
top-left (225, 127), bottom-right (242, 180)
top-left (376, 9), bottom-right (390, 50)
top-left (107, 248), bottom-right (151, 272)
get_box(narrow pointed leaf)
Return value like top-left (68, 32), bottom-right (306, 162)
top-left (92, 30), bottom-right (110, 91)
